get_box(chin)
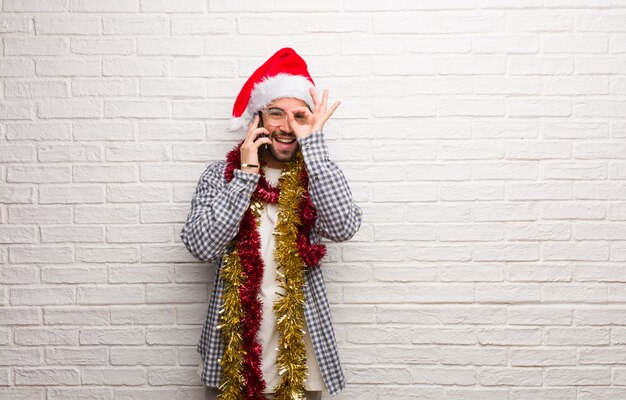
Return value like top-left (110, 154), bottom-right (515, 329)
top-left (268, 144), bottom-right (300, 163)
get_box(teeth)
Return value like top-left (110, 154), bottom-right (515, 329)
top-left (275, 137), bottom-right (295, 144)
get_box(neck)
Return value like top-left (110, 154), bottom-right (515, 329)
top-left (262, 153), bottom-right (286, 170)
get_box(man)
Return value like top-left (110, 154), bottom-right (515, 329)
top-left (180, 48), bottom-right (362, 400)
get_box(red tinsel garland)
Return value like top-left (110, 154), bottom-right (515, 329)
top-left (223, 142), bottom-right (326, 397)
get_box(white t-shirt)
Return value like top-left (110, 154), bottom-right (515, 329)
top-left (197, 166), bottom-right (326, 393)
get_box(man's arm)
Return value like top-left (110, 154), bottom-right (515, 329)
top-left (299, 130), bottom-right (362, 242)
top-left (180, 161), bottom-right (260, 262)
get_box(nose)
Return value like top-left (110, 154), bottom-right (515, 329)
top-left (275, 116), bottom-right (293, 133)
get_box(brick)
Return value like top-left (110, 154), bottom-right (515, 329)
top-left (76, 285), bottom-right (144, 305)
top-left (80, 328), bottom-right (144, 345)
top-left (3, 0), bottom-right (65, 11)
top-left (35, 16), bottom-right (100, 34)
top-left (473, 34), bottom-right (539, 53)
top-left (109, 265), bottom-right (170, 283)
top-left (139, 121), bottom-right (204, 141)
top-left (103, 58), bottom-right (167, 77)
top-left (14, 328), bottom-right (79, 346)
top-left (0, 226), bottom-right (38, 244)
top-left (549, 327), bottom-right (610, 346)
top-left (478, 367), bottom-right (542, 386)
top-left (110, 307), bottom-right (175, 325)
top-left (47, 388), bottom-right (113, 400)
top-left (106, 184), bottom-right (170, 203)
top-left (509, 13), bottom-right (572, 32)
top-left (4, 37), bottom-right (68, 56)
top-left (441, 347), bottom-right (507, 366)
top-left (145, 284), bottom-right (207, 303)
top-left (106, 143), bottom-right (170, 162)
top-left (75, 247), bottom-right (139, 263)
top-left (14, 368), bottom-right (80, 386)
top-left (148, 367), bottom-right (202, 385)
top-left (141, 0), bottom-right (206, 12)
top-left (9, 246), bottom-right (73, 264)
top-left (70, 0), bottom-right (139, 12)
top-left (478, 328), bottom-right (542, 345)
top-left (171, 16), bottom-right (235, 34)
top-left (103, 16), bottom-right (168, 34)
top-left (44, 307), bottom-right (109, 325)
top-left (38, 99), bottom-right (100, 118)
top-left (238, 16), bottom-right (304, 35)
top-left (6, 122), bottom-right (71, 141)
top-left (412, 367), bottom-right (475, 385)
top-left (71, 123), bottom-right (131, 143)
top-left (110, 347), bottom-right (177, 366)
top-left (0, 388), bottom-right (44, 399)
top-left (137, 38), bottom-right (203, 56)
top-left (0, 308), bottom-right (41, 325)
top-left (141, 78), bottom-right (206, 98)
top-left (74, 165), bottom-right (137, 183)
top-left (146, 327), bottom-right (201, 345)
top-left (0, 266), bottom-right (39, 284)
top-left (72, 78), bottom-right (135, 96)
top-left (510, 56), bottom-right (574, 75)
top-left (81, 367), bottom-right (146, 386)
top-left (0, 101), bottom-right (36, 120)
top-left (0, 348), bottom-right (42, 366)
top-left (140, 205), bottom-right (188, 223)
top-left (45, 347), bottom-right (108, 365)
top-left (141, 245), bottom-right (198, 263)
top-left (7, 166), bottom-right (71, 183)
top-left (107, 226), bottom-right (171, 244)
top-left (447, 389), bottom-right (508, 400)
top-left (175, 304), bottom-right (207, 324)
top-left (345, 284), bottom-right (474, 304)
top-left (0, 59), bottom-right (35, 77)
top-left (4, 80), bottom-right (68, 98)
top-left (42, 266), bottom-right (107, 283)
top-left (0, 16), bottom-right (32, 33)
top-left (11, 286), bottom-right (75, 305)
top-left (412, 327), bottom-right (476, 345)
top-left (104, 100), bottom-right (170, 118)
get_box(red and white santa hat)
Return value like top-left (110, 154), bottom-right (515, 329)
top-left (230, 47), bottom-right (316, 131)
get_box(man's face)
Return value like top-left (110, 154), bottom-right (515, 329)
top-left (261, 97), bottom-right (308, 165)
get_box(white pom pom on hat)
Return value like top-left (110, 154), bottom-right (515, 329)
top-left (229, 47), bottom-right (316, 131)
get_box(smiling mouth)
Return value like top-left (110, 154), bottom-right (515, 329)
top-left (273, 136), bottom-right (296, 144)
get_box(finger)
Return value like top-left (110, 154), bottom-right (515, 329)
top-left (245, 115), bottom-right (260, 143)
top-left (321, 89), bottom-right (329, 113)
top-left (324, 100), bottom-right (341, 120)
top-left (309, 87), bottom-right (320, 113)
top-left (251, 136), bottom-right (271, 148)
top-left (285, 108), bottom-right (297, 128)
top-left (290, 106), bottom-right (312, 117)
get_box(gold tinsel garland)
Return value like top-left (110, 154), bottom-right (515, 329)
top-left (218, 154), bottom-right (308, 399)
top-left (218, 248), bottom-right (246, 399)
top-left (272, 154), bottom-right (308, 399)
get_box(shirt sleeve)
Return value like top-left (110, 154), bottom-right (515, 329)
top-left (298, 130), bottom-right (363, 242)
top-left (180, 160), bottom-right (260, 262)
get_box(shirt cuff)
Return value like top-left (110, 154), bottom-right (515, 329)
top-left (299, 130), bottom-right (330, 162)
top-left (229, 169), bottom-right (260, 200)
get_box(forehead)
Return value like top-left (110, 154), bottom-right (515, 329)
top-left (267, 97), bottom-right (307, 109)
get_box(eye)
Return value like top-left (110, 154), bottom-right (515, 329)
top-left (267, 108), bottom-right (284, 118)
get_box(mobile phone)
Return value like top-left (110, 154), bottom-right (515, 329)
top-left (257, 111), bottom-right (268, 162)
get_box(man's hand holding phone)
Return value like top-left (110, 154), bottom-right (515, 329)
top-left (240, 114), bottom-right (270, 175)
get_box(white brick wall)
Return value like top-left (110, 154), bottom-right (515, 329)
top-left (1, 1), bottom-right (626, 399)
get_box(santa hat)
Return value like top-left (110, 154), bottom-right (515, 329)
top-left (230, 47), bottom-right (316, 131)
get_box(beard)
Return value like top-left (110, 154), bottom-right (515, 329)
top-left (266, 130), bottom-right (300, 163)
